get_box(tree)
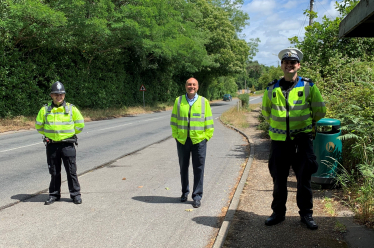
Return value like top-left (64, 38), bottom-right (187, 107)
top-left (211, 0), bottom-right (250, 33)
top-left (187, 0), bottom-right (250, 97)
top-left (289, 1), bottom-right (374, 78)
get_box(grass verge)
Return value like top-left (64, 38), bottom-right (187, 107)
top-left (220, 105), bottom-right (251, 129)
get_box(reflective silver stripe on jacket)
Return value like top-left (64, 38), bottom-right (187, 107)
top-left (270, 114), bottom-right (311, 122)
top-left (311, 102), bottom-right (325, 107)
top-left (262, 106), bottom-right (271, 112)
top-left (272, 103), bottom-right (310, 111)
top-left (44, 129), bottom-right (75, 134)
top-left (75, 127), bottom-right (83, 131)
top-left (177, 96), bottom-right (182, 119)
top-left (44, 121), bottom-right (74, 125)
top-left (201, 97), bottom-right (205, 117)
top-left (205, 124), bottom-right (214, 129)
top-left (69, 104), bottom-right (73, 122)
top-left (190, 117), bottom-right (204, 122)
top-left (268, 84), bottom-right (275, 101)
top-left (170, 121), bottom-right (178, 126)
top-left (36, 128), bottom-right (44, 132)
top-left (74, 120), bottom-right (84, 124)
top-left (35, 121), bottom-right (43, 126)
top-left (190, 126), bottom-right (205, 131)
top-left (304, 80), bottom-right (310, 100)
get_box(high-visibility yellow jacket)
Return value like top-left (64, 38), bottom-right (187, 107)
top-left (170, 95), bottom-right (214, 145)
top-left (35, 102), bottom-right (85, 141)
top-left (262, 77), bottom-right (326, 141)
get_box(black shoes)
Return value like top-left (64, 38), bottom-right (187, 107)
top-left (192, 200), bottom-right (201, 208)
top-left (265, 213), bottom-right (285, 226)
top-left (181, 194), bottom-right (188, 202)
top-left (73, 196), bottom-right (82, 204)
top-left (301, 214), bottom-right (318, 230)
top-left (44, 196), bottom-right (60, 205)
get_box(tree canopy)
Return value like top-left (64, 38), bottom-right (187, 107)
top-left (0, 0), bottom-right (253, 117)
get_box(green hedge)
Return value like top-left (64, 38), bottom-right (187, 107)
top-left (238, 94), bottom-right (249, 107)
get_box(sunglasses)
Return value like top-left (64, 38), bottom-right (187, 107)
top-left (282, 60), bottom-right (299, 65)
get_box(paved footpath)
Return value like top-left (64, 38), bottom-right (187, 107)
top-left (0, 120), bottom-right (248, 248)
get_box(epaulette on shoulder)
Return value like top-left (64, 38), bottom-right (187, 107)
top-left (267, 79), bottom-right (277, 87)
top-left (301, 77), bottom-right (313, 83)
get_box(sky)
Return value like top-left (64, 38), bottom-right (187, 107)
top-left (241, 0), bottom-right (342, 67)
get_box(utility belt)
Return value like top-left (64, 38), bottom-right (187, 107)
top-left (43, 135), bottom-right (78, 146)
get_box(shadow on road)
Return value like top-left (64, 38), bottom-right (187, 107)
top-left (132, 195), bottom-right (182, 204)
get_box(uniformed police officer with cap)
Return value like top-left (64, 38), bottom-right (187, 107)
top-left (261, 48), bottom-right (326, 229)
top-left (35, 81), bottom-right (85, 205)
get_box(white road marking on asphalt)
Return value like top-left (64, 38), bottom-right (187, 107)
top-left (89, 116), bottom-right (167, 133)
top-left (249, 97), bottom-right (262, 101)
top-left (0, 142), bottom-right (42, 153)
top-left (0, 116), bottom-right (168, 153)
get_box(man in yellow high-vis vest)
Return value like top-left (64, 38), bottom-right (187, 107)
top-left (35, 81), bottom-right (85, 205)
top-left (170, 78), bottom-right (214, 208)
top-left (262, 48), bottom-right (326, 230)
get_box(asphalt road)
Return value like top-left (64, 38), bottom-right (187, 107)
top-left (0, 97), bottom-right (254, 248)
top-left (0, 98), bottom-right (250, 209)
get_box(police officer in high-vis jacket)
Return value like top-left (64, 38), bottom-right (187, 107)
top-left (35, 81), bottom-right (85, 205)
top-left (170, 78), bottom-right (214, 208)
top-left (262, 48), bottom-right (326, 230)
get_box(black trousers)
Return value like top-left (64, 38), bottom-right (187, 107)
top-left (46, 142), bottom-right (81, 199)
top-left (268, 133), bottom-right (318, 216)
top-left (176, 137), bottom-right (207, 201)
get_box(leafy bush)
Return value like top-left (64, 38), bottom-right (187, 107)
top-left (257, 111), bottom-right (270, 138)
top-left (238, 94), bottom-right (249, 107)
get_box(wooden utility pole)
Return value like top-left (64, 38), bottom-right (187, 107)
top-left (309, 0), bottom-right (314, 26)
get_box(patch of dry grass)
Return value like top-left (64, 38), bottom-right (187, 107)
top-left (0, 116), bottom-right (35, 133)
top-left (0, 103), bottom-right (174, 133)
top-left (220, 106), bottom-right (251, 129)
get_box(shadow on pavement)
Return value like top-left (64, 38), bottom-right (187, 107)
top-left (225, 144), bottom-right (249, 159)
top-left (192, 216), bottom-right (221, 228)
top-left (11, 194), bottom-right (71, 203)
top-left (132, 196), bottom-right (181, 204)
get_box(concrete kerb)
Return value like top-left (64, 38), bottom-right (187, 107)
top-left (213, 118), bottom-right (254, 248)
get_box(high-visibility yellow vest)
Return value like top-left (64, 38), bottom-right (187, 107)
top-left (170, 95), bottom-right (214, 145)
top-left (262, 77), bottom-right (326, 141)
top-left (35, 102), bottom-right (85, 141)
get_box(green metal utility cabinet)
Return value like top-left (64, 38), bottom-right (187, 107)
top-left (312, 118), bottom-right (343, 185)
